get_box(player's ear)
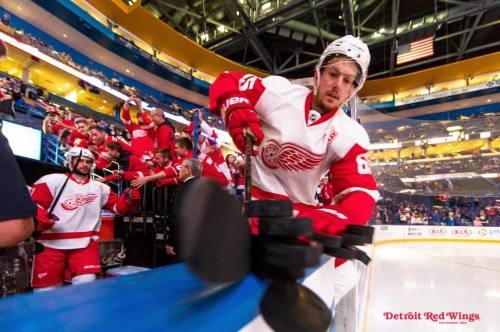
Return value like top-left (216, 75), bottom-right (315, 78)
top-left (313, 66), bottom-right (319, 86)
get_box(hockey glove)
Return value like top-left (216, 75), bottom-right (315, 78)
top-left (115, 188), bottom-right (141, 214)
top-left (226, 108), bottom-right (264, 155)
top-left (35, 207), bottom-right (59, 232)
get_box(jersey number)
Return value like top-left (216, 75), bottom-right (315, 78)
top-left (356, 155), bottom-right (371, 174)
top-left (239, 74), bottom-right (258, 91)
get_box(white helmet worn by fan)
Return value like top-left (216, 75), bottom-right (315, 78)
top-left (314, 35), bottom-right (371, 100)
top-left (64, 147), bottom-right (95, 171)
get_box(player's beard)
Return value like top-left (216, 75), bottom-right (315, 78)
top-left (72, 162), bottom-right (91, 177)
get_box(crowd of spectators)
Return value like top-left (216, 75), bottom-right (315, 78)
top-left (0, 18), bottom-right (224, 130)
top-left (372, 156), bottom-right (500, 178)
top-left (367, 115), bottom-right (499, 144)
top-left (370, 197), bottom-right (500, 227)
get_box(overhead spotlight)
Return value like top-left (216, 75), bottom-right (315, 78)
top-left (126, 68), bottom-right (130, 73)
top-left (62, 33), bottom-right (68, 38)
top-left (217, 25), bottom-right (226, 33)
top-left (200, 33), bottom-right (209, 41)
top-left (378, 27), bottom-right (385, 33)
top-left (261, 2), bottom-right (271, 10)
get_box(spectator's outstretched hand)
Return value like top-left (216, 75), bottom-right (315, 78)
top-left (131, 176), bottom-right (148, 188)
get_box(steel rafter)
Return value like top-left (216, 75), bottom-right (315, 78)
top-left (219, 0), bottom-right (274, 72)
top-left (389, 0), bottom-right (400, 76)
top-left (366, 1), bottom-right (500, 47)
top-left (341, 0), bottom-right (355, 35)
top-left (208, 0), bottom-right (339, 52)
top-left (155, 0), bottom-right (241, 34)
top-left (309, 0), bottom-right (326, 49)
top-left (456, 6), bottom-right (487, 60)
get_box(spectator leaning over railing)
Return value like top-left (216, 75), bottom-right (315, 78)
top-left (68, 118), bottom-right (90, 148)
top-left (131, 137), bottom-right (194, 188)
top-left (95, 141), bottom-right (156, 184)
top-left (88, 124), bottom-right (131, 156)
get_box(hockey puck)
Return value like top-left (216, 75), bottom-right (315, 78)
top-left (245, 200), bottom-right (293, 218)
top-left (311, 233), bottom-right (342, 249)
top-left (261, 240), bottom-right (322, 269)
top-left (346, 225), bottom-right (374, 237)
top-left (179, 179), bottom-right (251, 283)
top-left (259, 217), bottom-right (313, 237)
top-left (260, 281), bottom-right (331, 332)
top-left (341, 233), bottom-right (372, 246)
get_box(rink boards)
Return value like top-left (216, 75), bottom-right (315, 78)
top-left (0, 256), bottom-right (336, 331)
top-left (1, 225), bottom-right (499, 331)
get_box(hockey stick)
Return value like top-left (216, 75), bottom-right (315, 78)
top-left (192, 110), bottom-right (199, 159)
top-left (244, 131), bottom-right (254, 205)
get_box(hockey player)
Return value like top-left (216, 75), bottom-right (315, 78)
top-left (209, 35), bottom-right (379, 303)
top-left (30, 147), bottom-right (141, 291)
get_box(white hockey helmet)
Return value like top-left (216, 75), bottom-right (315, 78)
top-left (65, 147), bottom-right (95, 171)
top-left (315, 35), bottom-right (370, 97)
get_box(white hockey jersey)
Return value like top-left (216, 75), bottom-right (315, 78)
top-left (209, 72), bottom-right (379, 206)
top-left (31, 173), bottom-right (122, 249)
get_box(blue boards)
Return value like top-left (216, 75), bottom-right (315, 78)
top-left (0, 264), bottom-right (267, 331)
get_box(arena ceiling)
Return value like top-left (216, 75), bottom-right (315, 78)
top-left (141, 0), bottom-right (500, 79)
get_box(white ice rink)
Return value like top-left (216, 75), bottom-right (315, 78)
top-left (362, 240), bottom-right (500, 332)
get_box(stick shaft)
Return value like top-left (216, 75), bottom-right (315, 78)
top-left (47, 150), bottom-right (82, 216)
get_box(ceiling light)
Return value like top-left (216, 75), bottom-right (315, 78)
top-left (486, 99), bottom-right (492, 103)
top-left (103, 100), bottom-right (107, 104)
top-left (126, 68), bottom-right (130, 73)
top-left (378, 27), bottom-right (386, 33)
top-left (17, 6), bottom-right (22, 10)
top-left (217, 25), bottom-right (226, 33)
top-left (200, 33), bottom-right (209, 41)
top-left (261, 2), bottom-right (271, 10)
top-left (338, 15), bottom-right (342, 20)
top-left (236, 10), bottom-right (240, 16)
top-left (35, 69), bottom-right (41, 74)
top-left (62, 34), bottom-right (68, 38)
